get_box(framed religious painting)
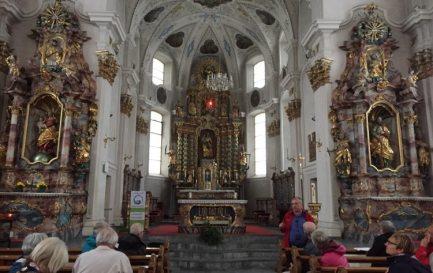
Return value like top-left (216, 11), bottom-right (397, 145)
top-left (21, 92), bottom-right (64, 165)
top-left (366, 100), bottom-right (404, 172)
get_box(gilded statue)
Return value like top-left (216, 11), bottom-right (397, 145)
top-left (370, 117), bottom-right (394, 168)
top-left (201, 131), bottom-right (213, 158)
top-left (37, 116), bottom-right (59, 155)
top-left (5, 55), bottom-right (19, 78)
top-left (74, 136), bottom-right (90, 164)
top-left (335, 137), bottom-right (352, 176)
top-left (404, 70), bottom-right (418, 98)
top-left (418, 146), bottom-right (430, 174)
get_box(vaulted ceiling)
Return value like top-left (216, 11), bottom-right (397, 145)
top-left (128, 0), bottom-right (297, 91)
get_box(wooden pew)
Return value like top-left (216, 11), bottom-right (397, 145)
top-left (309, 256), bottom-right (388, 273)
top-left (0, 255), bottom-right (158, 273)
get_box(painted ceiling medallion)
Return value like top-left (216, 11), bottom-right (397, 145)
top-left (166, 32), bottom-right (184, 47)
top-left (194, 0), bottom-right (232, 8)
top-left (200, 39), bottom-right (219, 54)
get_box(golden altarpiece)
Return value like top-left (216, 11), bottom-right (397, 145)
top-left (329, 4), bottom-right (433, 242)
top-left (170, 58), bottom-right (248, 233)
top-left (0, 1), bottom-right (97, 238)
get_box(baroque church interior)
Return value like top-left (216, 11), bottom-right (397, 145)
top-left (0, 0), bottom-right (433, 268)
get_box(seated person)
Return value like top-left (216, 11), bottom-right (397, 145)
top-left (416, 223), bottom-right (433, 268)
top-left (367, 220), bottom-right (396, 266)
top-left (117, 223), bottom-right (147, 255)
top-left (386, 233), bottom-right (431, 273)
top-left (30, 237), bottom-right (69, 273)
top-left (312, 230), bottom-right (349, 268)
top-left (73, 227), bottom-right (132, 273)
top-left (81, 221), bottom-right (109, 253)
top-left (9, 233), bottom-right (48, 273)
top-left (300, 222), bottom-right (321, 273)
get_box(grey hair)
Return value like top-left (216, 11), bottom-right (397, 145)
top-left (30, 237), bottom-right (68, 273)
top-left (381, 220), bottom-right (396, 233)
top-left (96, 227), bottom-right (118, 247)
top-left (311, 230), bottom-right (331, 250)
top-left (22, 233), bottom-right (48, 255)
top-left (93, 221), bottom-right (109, 235)
top-left (130, 223), bottom-right (144, 236)
top-left (303, 222), bottom-right (316, 236)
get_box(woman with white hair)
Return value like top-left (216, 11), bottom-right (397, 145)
top-left (73, 227), bottom-right (132, 273)
top-left (312, 230), bottom-right (349, 268)
top-left (8, 233), bottom-right (48, 273)
top-left (117, 223), bottom-right (146, 255)
top-left (29, 237), bottom-right (69, 273)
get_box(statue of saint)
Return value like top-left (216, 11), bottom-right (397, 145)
top-left (5, 55), bottom-right (19, 78)
top-left (370, 117), bottom-right (394, 168)
top-left (335, 138), bottom-right (352, 176)
top-left (418, 146), bottom-right (430, 174)
top-left (37, 116), bottom-right (59, 155)
top-left (201, 132), bottom-right (213, 158)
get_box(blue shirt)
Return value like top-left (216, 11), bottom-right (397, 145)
top-left (289, 213), bottom-right (307, 247)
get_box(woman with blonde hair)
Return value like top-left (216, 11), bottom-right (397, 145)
top-left (29, 237), bottom-right (68, 273)
top-left (9, 233), bottom-right (48, 273)
top-left (386, 233), bottom-right (430, 273)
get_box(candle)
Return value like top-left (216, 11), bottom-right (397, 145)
top-left (311, 182), bottom-right (317, 203)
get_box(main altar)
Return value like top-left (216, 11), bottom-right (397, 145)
top-left (170, 58), bottom-right (248, 233)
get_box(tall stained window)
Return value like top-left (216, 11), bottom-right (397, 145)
top-left (152, 58), bottom-right (164, 86)
top-left (254, 113), bottom-right (266, 176)
top-left (253, 61), bottom-right (265, 88)
top-left (148, 111), bottom-right (162, 174)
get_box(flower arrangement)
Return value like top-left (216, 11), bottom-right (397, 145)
top-left (36, 181), bottom-right (47, 192)
top-left (15, 181), bottom-right (26, 192)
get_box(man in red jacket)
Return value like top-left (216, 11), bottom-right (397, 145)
top-left (416, 224), bottom-right (433, 268)
top-left (279, 197), bottom-right (314, 248)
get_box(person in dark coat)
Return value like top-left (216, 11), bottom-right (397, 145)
top-left (117, 223), bottom-right (146, 255)
top-left (367, 220), bottom-right (396, 266)
top-left (386, 233), bottom-right (431, 273)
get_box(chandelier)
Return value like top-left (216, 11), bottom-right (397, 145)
top-left (206, 71), bottom-right (233, 91)
top-left (205, 1), bottom-right (234, 92)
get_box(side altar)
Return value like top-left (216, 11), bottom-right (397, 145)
top-left (168, 58), bottom-right (249, 233)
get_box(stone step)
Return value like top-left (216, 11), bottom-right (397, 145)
top-left (170, 257), bottom-right (278, 271)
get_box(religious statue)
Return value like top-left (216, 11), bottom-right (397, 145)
top-left (335, 137), bottom-right (352, 176)
top-left (232, 99), bottom-right (240, 119)
top-left (175, 101), bottom-right (184, 118)
top-left (165, 146), bottom-right (176, 173)
top-left (201, 132), bottom-right (213, 158)
top-left (404, 70), bottom-right (418, 98)
top-left (418, 146), bottom-right (430, 175)
top-left (37, 116), bottom-right (59, 156)
top-left (5, 55), bottom-right (20, 78)
top-left (74, 136), bottom-right (90, 164)
top-left (370, 117), bottom-right (394, 168)
top-left (42, 38), bottom-right (64, 67)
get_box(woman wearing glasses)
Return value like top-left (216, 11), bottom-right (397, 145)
top-left (385, 233), bottom-right (430, 273)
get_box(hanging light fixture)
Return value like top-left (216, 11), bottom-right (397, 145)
top-left (206, 1), bottom-right (233, 92)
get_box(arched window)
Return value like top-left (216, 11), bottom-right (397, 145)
top-left (253, 61), bottom-right (265, 88)
top-left (254, 113), bottom-right (266, 176)
top-left (152, 58), bottom-right (164, 86)
top-left (148, 111), bottom-right (163, 174)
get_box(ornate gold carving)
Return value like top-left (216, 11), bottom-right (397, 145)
top-left (307, 203), bottom-right (321, 224)
top-left (120, 94), bottom-right (134, 117)
top-left (355, 114), bottom-right (365, 124)
top-left (136, 116), bottom-right (148, 134)
top-left (404, 115), bottom-right (417, 125)
top-left (285, 99), bottom-right (301, 121)
top-left (329, 110), bottom-right (338, 128)
top-left (267, 119), bottom-right (280, 137)
top-left (8, 105), bottom-right (22, 115)
top-left (0, 41), bottom-right (12, 73)
top-left (96, 50), bottom-right (119, 85)
top-left (307, 58), bottom-right (333, 91)
top-left (39, 0), bottom-right (71, 30)
top-left (409, 48), bottom-right (433, 80)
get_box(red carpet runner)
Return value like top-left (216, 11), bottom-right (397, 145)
top-left (147, 224), bottom-right (278, 236)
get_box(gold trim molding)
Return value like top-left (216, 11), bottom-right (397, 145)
top-left (136, 116), bottom-right (148, 134)
top-left (0, 41), bottom-right (12, 73)
top-left (307, 58), bottom-right (333, 91)
top-left (96, 50), bottom-right (118, 85)
top-left (409, 48), bottom-right (433, 80)
top-left (285, 99), bottom-right (301, 121)
top-left (120, 94), bottom-right (134, 117)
